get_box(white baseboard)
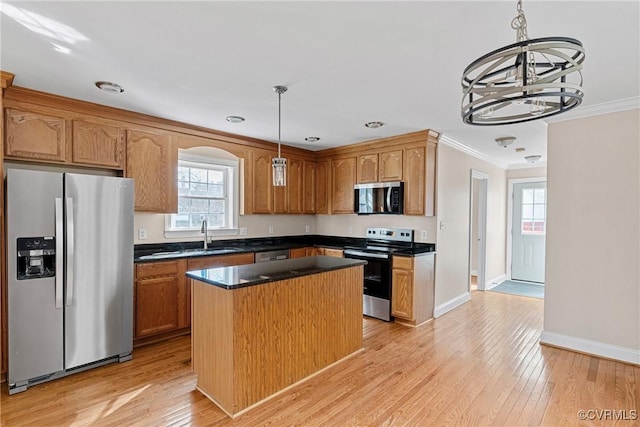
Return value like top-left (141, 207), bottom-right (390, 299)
top-left (540, 331), bottom-right (640, 365)
top-left (434, 292), bottom-right (471, 318)
top-left (485, 274), bottom-right (506, 290)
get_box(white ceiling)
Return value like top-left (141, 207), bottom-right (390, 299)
top-left (1, 1), bottom-right (638, 168)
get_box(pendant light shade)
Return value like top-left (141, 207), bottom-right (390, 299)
top-left (272, 85), bottom-right (287, 187)
top-left (461, 0), bottom-right (585, 125)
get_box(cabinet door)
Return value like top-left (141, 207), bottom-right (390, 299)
top-left (403, 147), bottom-right (426, 216)
top-left (391, 268), bottom-right (414, 320)
top-left (287, 158), bottom-right (303, 214)
top-left (126, 129), bottom-right (177, 213)
top-left (72, 120), bottom-right (124, 169)
top-left (135, 276), bottom-right (179, 338)
top-left (379, 149), bottom-right (403, 182)
top-left (252, 149), bottom-right (274, 214)
top-left (305, 247), bottom-right (324, 257)
top-left (357, 154), bottom-right (378, 184)
top-left (323, 248), bottom-right (344, 258)
top-left (425, 141), bottom-right (437, 217)
top-left (302, 161), bottom-right (316, 214)
top-left (331, 157), bottom-right (356, 214)
top-left (315, 160), bottom-right (330, 214)
top-left (5, 108), bottom-right (67, 162)
top-left (289, 247), bottom-right (307, 259)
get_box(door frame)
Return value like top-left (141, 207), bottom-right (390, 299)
top-left (469, 170), bottom-right (488, 291)
top-left (507, 177), bottom-right (547, 281)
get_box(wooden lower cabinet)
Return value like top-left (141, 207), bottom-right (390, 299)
top-left (134, 259), bottom-right (187, 339)
top-left (301, 247), bottom-right (343, 257)
top-left (323, 248), bottom-right (344, 258)
top-left (134, 253), bottom-right (254, 344)
top-left (289, 247), bottom-right (308, 258)
top-left (391, 254), bottom-right (435, 326)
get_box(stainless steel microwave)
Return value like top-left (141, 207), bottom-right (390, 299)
top-left (354, 182), bottom-right (404, 215)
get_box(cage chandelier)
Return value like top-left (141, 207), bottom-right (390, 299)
top-left (272, 85), bottom-right (287, 187)
top-left (461, 0), bottom-right (585, 125)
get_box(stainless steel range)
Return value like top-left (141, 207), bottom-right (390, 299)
top-left (343, 227), bottom-right (414, 321)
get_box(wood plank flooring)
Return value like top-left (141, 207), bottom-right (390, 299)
top-left (1, 291), bottom-right (638, 426)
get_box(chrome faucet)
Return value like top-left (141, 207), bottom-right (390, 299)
top-left (200, 219), bottom-right (208, 249)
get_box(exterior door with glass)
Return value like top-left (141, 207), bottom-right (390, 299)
top-left (512, 182), bottom-right (546, 283)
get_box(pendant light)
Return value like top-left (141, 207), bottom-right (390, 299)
top-left (461, 0), bottom-right (585, 125)
top-left (272, 85), bottom-right (287, 187)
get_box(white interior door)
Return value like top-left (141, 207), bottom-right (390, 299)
top-left (511, 181), bottom-right (546, 283)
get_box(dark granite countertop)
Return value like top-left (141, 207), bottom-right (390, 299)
top-left (186, 255), bottom-right (367, 289)
top-left (134, 234), bottom-right (436, 263)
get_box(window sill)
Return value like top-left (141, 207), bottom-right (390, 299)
top-left (164, 228), bottom-right (239, 239)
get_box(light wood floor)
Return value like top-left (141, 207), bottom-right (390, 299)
top-left (2, 291), bottom-right (639, 426)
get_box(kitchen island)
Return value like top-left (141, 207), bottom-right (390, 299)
top-left (186, 256), bottom-right (366, 417)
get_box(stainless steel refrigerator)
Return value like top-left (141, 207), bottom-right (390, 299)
top-left (6, 169), bottom-right (134, 394)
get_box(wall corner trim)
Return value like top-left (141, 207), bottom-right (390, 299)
top-left (434, 292), bottom-right (470, 318)
top-left (540, 331), bottom-right (640, 365)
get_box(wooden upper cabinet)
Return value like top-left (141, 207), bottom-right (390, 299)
top-left (331, 157), bottom-right (356, 214)
top-left (126, 129), bottom-right (177, 213)
top-left (72, 120), bottom-right (124, 169)
top-left (287, 158), bottom-right (303, 214)
top-left (4, 108), bottom-right (67, 162)
top-left (315, 160), bottom-right (329, 214)
top-left (357, 154), bottom-right (378, 184)
top-left (252, 149), bottom-right (274, 214)
top-left (302, 160), bottom-right (316, 214)
top-left (403, 146), bottom-right (426, 216)
top-left (379, 149), bottom-right (403, 182)
top-left (425, 141), bottom-right (437, 217)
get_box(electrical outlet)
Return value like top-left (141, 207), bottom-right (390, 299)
top-left (268, 225), bottom-right (274, 234)
top-left (421, 230), bottom-right (427, 240)
top-left (347, 226), bottom-right (353, 235)
top-left (239, 227), bottom-right (248, 236)
top-left (138, 228), bottom-right (147, 240)
top-left (305, 225), bottom-right (310, 233)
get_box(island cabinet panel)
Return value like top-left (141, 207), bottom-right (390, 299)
top-left (331, 157), bottom-right (356, 214)
top-left (71, 120), bottom-right (124, 169)
top-left (315, 160), bottom-right (329, 214)
top-left (379, 149), bottom-right (403, 182)
top-left (4, 108), bottom-right (67, 162)
top-left (191, 265), bottom-right (363, 416)
top-left (302, 160), bottom-right (315, 214)
top-left (252, 149), bottom-right (274, 214)
top-left (356, 153), bottom-right (378, 184)
top-left (126, 129), bottom-right (177, 213)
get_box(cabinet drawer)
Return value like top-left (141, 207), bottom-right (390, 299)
top-left (136, 260), bottom-right (180, 280)
top-left (392, 256), bottom-right (413, 270)
top-left (187, 252), bottom-right (254, 270)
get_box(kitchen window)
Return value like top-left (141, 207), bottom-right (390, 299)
top-left (165, 150), bottom-right (239, 238)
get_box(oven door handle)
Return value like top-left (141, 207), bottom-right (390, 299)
top-left (344, 250), bottom-right (389, 260)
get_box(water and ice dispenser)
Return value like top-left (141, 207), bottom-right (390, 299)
top-left (16, 237), bottom-right (56, 280)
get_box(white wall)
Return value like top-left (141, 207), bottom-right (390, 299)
top-left (507, 166), bottom-right (547, 180)
top-left (470, 178), bottom-right (479, 273)
top-left (541, 109), bottom-right (640, 364)
top-left (434, 144), bottom-right (507, 315)
top-left (315, 214), bottom-right (437, 243)
top-left (134, 213), bottom-right (316, 244)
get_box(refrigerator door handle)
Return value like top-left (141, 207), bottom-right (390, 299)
top-left (65, 197), bottom-right (74, 307)
top-left (55, 198), bottom-right (64, 309)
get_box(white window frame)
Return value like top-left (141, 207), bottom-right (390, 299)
top-left (164, 153), bottom-right (239, 238)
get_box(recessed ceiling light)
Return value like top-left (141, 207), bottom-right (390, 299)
top-left (365, 121), bottom-right (384, 129)
top-left (495, 136), bottom-right (516, 148)
top-left (305, 136), bottom-right (320, 143)
top-left (525, 155), bottom-right (542, 163)
top-left (95, 81), bottom-right (124, 93)
top-left (226, 116), bottom-right (245, 123)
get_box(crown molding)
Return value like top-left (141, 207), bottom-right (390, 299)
top-left (439, 134), bottom-right (508, 169)
top-left (543, 96), bottom-right (640, 123)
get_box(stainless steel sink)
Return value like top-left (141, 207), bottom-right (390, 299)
top-left (139, 247), bottom-right (243, 260)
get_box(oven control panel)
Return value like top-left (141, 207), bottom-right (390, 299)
top-left (365, 227), bottom-right (414, 243)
